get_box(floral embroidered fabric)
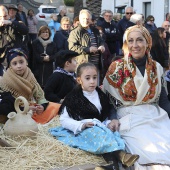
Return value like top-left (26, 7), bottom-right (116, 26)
top-left (105, 53), bottom-right (158, 102)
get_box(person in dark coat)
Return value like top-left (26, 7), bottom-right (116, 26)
top-left (32, 26), bottom-right (57, 89)
top-left (16, 3), bottom-right (28, 26)
top-left (96, 26), bottom-right (113, 82)
top-left (144, 15), bottom-right (157, 35)
top-left (0, 5), bottom-right (28, 76)
top-left (53, 16), bottom-right (71, 51)
top-left (151, 27), bottom-right (169, 69)
top-left (96, 10), bottom-right (106, 26)
top-left (97, 10), bottom-right (121, 55)
top-left (44, 50), bottom-right (78, 103)
top-left (162, 21), bottom-right (170, 54)
top-left (8, 4), bottom-right (29, 48)
top-left (117, 7), bottom-right (134, 48)
top-left (57, 5), bottom-right (67, 23)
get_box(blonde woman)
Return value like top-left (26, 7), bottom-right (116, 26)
top-left (53, 16), bottom-right (71, 51)
top-left (103, 25), bottom-right (170, 170)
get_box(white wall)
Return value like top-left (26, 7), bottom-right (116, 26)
top-left (101, 0), bottom-right (169, 27)
top-left (133, 0), bottom-right (164, 27)
top-left (101, 0), bottom-right (131, 14)
top-left (115, 0), bottom-right (130, 7)
top-left (101, 0), bottom-right (115, 13)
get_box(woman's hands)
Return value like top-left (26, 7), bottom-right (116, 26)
top-left (90, 46), bottom-right (98, 53)
top-left (43, 55), bottom-right (50, 62)
top-left (81, 122), bottom-right (94, 130)
top-left (98, 46), bottom-right (105, 53)
top-left (29, 104), bottom-right (44, 114)
top-left (107, 119), bottom-right (120, 131)
top-left (81, 119), bottom-right (120, 131)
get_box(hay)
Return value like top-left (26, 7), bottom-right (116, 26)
top-left (0, 116), bottom-right (105, 170)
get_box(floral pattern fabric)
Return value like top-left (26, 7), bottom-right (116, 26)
top-left (105, 54), bottom-right (158, 102)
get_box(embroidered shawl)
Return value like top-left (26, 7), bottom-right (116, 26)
top-left (103, 54), bottom-right (163, 107)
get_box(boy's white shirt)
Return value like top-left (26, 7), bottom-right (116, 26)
top-left (60, 89), bottom-right (111, 134)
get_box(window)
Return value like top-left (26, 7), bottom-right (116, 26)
top-left (144, 2), bottom-right (151, 17)
top-left (42, 8), bottom-right (58, 14)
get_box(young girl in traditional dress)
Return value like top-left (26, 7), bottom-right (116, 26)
top-left (50, 62), bottom-right (139, 170)
top-left (0, 48), bottom-right (48, 117)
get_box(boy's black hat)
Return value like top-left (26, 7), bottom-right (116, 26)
top-left (55, 50), bottom-right (79, 67)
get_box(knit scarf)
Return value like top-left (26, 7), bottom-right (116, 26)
top-left (59, 85), bottom-right (110, 122)
top-left (54, 67), bottom-right (76, 79)
top-left (38, 37), bottom-right (52, 52)
top-left (0, 67), bottom-right (43, 102)
top-left (103, 53), bottom-right (162, 105)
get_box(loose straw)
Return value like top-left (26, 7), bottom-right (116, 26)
top-left (0, 116), bottom-right (105, 170)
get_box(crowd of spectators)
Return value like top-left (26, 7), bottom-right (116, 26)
top-left (1, 3), bottom-right (170, 170)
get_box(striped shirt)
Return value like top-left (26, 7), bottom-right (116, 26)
top-left (88, 30), bottom-right (100, 68)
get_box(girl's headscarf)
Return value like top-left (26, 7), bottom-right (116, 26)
top-left (6, 48), bottom-right (28, 68)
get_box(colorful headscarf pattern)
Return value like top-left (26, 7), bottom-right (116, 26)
top-left (123, 25), bottom-right (152, 56)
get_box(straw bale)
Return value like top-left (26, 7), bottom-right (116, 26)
top-left (0, 116), bottom-right (105, 170)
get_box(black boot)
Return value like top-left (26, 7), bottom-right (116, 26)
top-left (95, 154), bottom-right (119, 170)
top-left (102, 152), bottom-right (113, 164)
top-left (95, 163), bottom-right (119, 170)
top-left (113, 150), bottom-right (139, 167)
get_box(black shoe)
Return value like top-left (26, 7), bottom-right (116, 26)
top-left (95, 163), bottom-right (119, 170)
top-left (102, 153), bottom-right (113, 164)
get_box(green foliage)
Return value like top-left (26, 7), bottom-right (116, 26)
top-left (64, 0), bottom-right (75, 6)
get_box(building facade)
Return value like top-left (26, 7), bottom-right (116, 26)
top-left (102, 0), bottom-right (170, 27)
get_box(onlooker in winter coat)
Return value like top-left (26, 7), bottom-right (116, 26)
top-left (68, 9), bottom-right (105, 69)
top-left (98, 10), bottom-right (121, 55)
top-left (16, 3), bottom-right (28, 26)
top-left (117, 6), bottom-right (134, 48)
top-left (0, 5), bottom-right (28, 76)
top-left (144, 15), bottom-right (157, 35)
top-left (32, 26), bottom-right (57, 88)
top-left (57, 6), bottom-right (67, 23)
top-left (53, 16), bottom-right (71, 51)
top-left (27, 9), bottom-right (38, 42)
top-left (151, 27), bottom-right (169, 69)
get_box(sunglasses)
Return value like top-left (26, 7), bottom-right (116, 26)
top-left (150, 19), bottom-right (154, 22)
top-left (126, 12), bottom-right (133, 15)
